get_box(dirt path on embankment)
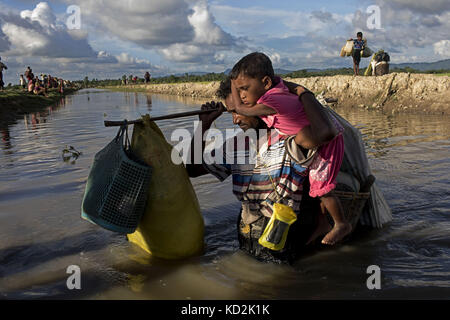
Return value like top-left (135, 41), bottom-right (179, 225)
top-left (111, 73), bottom-right (450, 115)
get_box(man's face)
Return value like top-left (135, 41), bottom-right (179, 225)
top-left (224, 95), bottom-right (260, 132)
top-left (232, 73), bottom-right (269, 107)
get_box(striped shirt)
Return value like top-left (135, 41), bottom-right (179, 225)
top-left (353, 39), bottom-right (364, 49)
top-left (203, 130), bottom-right (308, 224)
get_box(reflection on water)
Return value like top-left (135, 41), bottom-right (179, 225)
top-left (0, 89), bottom-right (449, 299)
top-left (1, 127), bottom-right (12, 150)
top-left (337, 110), bottom-right (450, 159)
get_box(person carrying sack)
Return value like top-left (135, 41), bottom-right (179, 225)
top-left (348, 32), bottom-right (365, 76)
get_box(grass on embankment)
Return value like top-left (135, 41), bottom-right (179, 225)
top-left (434, 72), bottom-right (450, 77)
top-left (103, 86), bottom-right (150, 93)
top-left (0, 88), bottom-right (78, 125)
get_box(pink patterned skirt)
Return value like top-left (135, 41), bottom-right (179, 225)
top-left (309, 133), bottom-right (344, 198)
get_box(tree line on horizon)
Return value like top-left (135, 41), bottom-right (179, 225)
top-left (73, 67), bottom-right (450, 88)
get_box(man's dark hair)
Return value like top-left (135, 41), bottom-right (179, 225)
top-left (216, 76), bottom-right (231, 99)
top-left (357, 31), bottom-right (363, 38)
top-left (230, 52), bottom-right (275, 82)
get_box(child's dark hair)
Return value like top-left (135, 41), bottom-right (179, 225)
top-left (230, 52), bottom-right (275, 82)
top-left (216, 76), bottom-right (231, 100)
top-left (357, 31), bottom-right (363, 38)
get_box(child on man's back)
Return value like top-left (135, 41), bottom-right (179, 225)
top-left (229, 52), bottom-right (351, 245)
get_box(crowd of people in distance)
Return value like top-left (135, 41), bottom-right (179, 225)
top-left (21, 66), bottom-right (75, 97)
top-left (121, 71), bottom-right (151, 85)
top-left (0, 58), bottom-right (75, 95)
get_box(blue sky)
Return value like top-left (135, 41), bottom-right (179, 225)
top-left (0, 0), bottom-right (449, 82)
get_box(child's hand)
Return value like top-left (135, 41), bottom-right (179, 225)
top-left (295, 85), bottom-right (314, 100)
top-left (295, 85), bottom-right (308, 96)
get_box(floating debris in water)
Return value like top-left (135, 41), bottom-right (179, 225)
top-left (62, 145), bottom-right (82, 164)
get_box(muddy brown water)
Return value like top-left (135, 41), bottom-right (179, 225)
top-left (0, 89), bottom-right (449, 299)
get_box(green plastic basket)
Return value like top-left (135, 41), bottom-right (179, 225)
top-left (81, 122), bottom-right (152, 234)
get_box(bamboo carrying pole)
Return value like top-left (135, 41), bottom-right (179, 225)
top-left (104, 108), bottom-right (219, 127)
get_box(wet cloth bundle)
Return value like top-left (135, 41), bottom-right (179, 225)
top-left (340, 40), bottom-right (354, 57)
top-left (126, 115), bottom-right (204, 259)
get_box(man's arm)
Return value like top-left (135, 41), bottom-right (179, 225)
top-left (185, 101), bottom-right (226, 177)
top-left (284, 81), bottom-right (338, 149)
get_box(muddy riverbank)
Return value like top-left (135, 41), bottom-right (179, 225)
top-left (108, 73), bottom-right (450, 115)
top-left (0, 88), bottom-right (78, 127)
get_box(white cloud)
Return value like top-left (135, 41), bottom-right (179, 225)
top-left (188, 0), bottom-right (234, 46)
top-left (159, 1), bottom-right (244, 64)
top-left (388, 0), bottom-right (450, 14)
top-left (20, 2), bottom-right (56, 29)
top-left (68, 0), bottom-right (195, 46)
top-left (2, 0), bottom-right (449, 81)
top-left (115, 52), bottom-right (153, 67)
top-left (353, 1), bottom-right (450, 53)
top-left (0, 2), bottom-right (163, 82)
top-left (433, 40), bottom-right (450, 58)
top-left (268, 52), bottom-right (281, 67)
top-left (0, 2), bottom-right (96, 58)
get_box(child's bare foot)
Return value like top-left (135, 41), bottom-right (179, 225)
top-left (321, 222), bottom-right (352, 245)
top-left (306, 213), bottom-right (332, 245)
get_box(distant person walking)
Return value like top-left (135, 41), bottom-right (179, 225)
top-left (25, 66), bottom-right (34, 82)
top-left (0, 57), bottom-right (8, 91)
top-left (58, 78), bottom-right (65, 94)
top-left (348, 32), bottom-right (365, 76)
top-left (20, 75), bottom-right (26, 89)
top-left (144, 71), bottom-right (151, 83)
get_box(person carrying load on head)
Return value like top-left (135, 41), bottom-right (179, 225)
top-left (144, 71), bottom-right (151, 83)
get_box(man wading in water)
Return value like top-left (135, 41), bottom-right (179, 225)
top-left (185, 78), bottom-right (338, 263)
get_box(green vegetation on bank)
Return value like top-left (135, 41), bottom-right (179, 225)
top-left (79, 67), bottom-right (450, 88)
top-left (0, 87), bottom-right (78, 125)
top-left (77, 73), bottom-right (228, 88)
top-left (434, 72), bottom-right (450, 77)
